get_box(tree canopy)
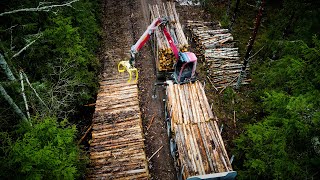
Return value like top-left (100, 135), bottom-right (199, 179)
top-left (201, 0), bottom-right (320, 179)
top-left (0, 0), bottom-right (100, 178)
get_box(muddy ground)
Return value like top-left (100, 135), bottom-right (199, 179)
top-left (98, 0), bottom-right (237, 179)
top-left (99, 0), bottom-right (176, 179)
top-left (136, 0), bottom-right (176, 179)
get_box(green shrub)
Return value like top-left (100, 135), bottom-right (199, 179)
top-left (233, 37), bottom-right (320, 179)
top-left (0, 117), bottom-right (86, 179)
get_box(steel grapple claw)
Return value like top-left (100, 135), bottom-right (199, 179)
top-left (118, 61), bottom-right (138, 83)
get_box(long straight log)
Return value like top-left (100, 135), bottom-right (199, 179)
top-left (174, 83), bottom-right (183, 124)
top-left (187, 84), bottom-right (197, 124)
top-left (176, 125), bottom-right (192, 176)
top-left (190, 83), bottom-right (205, 123)
top-left (205, 122), bottom-right (225, 172)
top-left (190, 124), bottom-right (206, 174)
top-left (212, 121), bottom-right (233, 171)
top-left (186, 124), bottom-right (202, 175)
top-left (177, 84), bottom-right (189, 124)
top-left (183, 84), bottom-right (194, 124)
top-left (196, 81), bottom-right (214, 120)
top-left (182, 123), bottom-right (197, 173)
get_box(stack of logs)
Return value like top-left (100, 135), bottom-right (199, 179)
top-left (187, 20), bottom-right (250, 89)
top-left (88, 79), bottom-right (149, 179)
top-left (149, 2), bottom-right (189, 71)
top-left (176, 0), bottom-right (201, 6)
top-left (166, 80), bottom-right (233, 178)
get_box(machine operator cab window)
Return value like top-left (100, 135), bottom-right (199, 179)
top-left (174, 52), bottom-right (197, 84)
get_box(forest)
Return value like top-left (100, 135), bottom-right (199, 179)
top-left (0, 0), bottom-right (100, 178)
top-left (0, 0), bottom-right (319, 179)
top-left (200, 0), bottom-right (320, 179)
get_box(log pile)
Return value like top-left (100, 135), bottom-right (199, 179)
top-left (149, 2), bottom-right (189, 71)
top-left (166, 80), bottom-right (233, 178)
top-left (187, 20), bottom-right (250, 89)
top-left (88, 79), bottom-right (149, 179)
top-left (176, 0), bottom-right (201, 6)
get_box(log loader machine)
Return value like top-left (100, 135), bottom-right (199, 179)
top-left (118, 17), bottom-right (197, 84)
top-left (118, 17), bottom-right (236, 180)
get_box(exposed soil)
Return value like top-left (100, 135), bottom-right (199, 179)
top-left (135, 0), bottom-right (176, 179)
top-left (98, 0), bottom-right (176, 179)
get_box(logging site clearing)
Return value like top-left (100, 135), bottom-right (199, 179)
top-left (89, 0), bottom-right (247, 179)
top-left (1, 0), bottom-right (319, 179)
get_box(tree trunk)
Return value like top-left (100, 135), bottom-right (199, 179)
top-left (0, 54), bottom-right (29, 122)
top-left (20, 71), bottom-right (30, 119)
top-left (236, 0), bottom-right (266, 88)
top-left (229, 0), bottom-right (240, 30)
top-left (282, 12), bottom-right (296, 39)
top-left (0, 84), bottom-right (27, 122)
top-left (226, 0), bottom-right (231, 17)
top-left (0, 54), bottom-right (16, 81)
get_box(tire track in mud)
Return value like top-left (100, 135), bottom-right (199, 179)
top-left (100, 0), bottom-right (176, 179)
top-left (100, 0), bottom-right (133, 79)
top-left (131, 0), bottom-right (177, 179)
top-left (88, 0), bottom-right (150, 179)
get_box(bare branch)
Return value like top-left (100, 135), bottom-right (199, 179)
top-left (247, 45), bottom-right (265, 61)
top-left (0, 0), bottom-right (80, 16)
top-left (22, 71), bottom-right (49, 110)
top-left (20, 71), bottom-right (30, 119)
top-left (11, 33), bottom-right (43, 59)
top-left (4, 24), bottom-right (18, 31)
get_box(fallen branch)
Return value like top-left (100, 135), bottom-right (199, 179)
top-left (0, 0), bottom-right (80, 16)
top-left (219, 75), bottom-right (239, 94)
top-left (11, 33), bottom-right (43, 59)
top-left (0, 83), bottom-right (28, 122)
top-left (148, 145), bottom-right (163, 161)
top-left (146, 115), bottom-right (156, 131)
top-left (206, 76), bottom-right (218, 92)
top-left (84, 103), bottom-right (96, 107)
top-left (247, 45), bottom-right (265, 62)
top-left (20, 71), bottom-right (30, 119)
top-left (78, 125), bottom-right (93, 145)
top-left (22, 72), bottom-right (49, 110)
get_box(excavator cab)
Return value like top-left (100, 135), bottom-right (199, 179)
top-left (173, 52), bottom-right (197, 84)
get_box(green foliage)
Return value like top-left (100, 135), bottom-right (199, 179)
top-left (198, 0), bottom-right (320, 179)
top-left (234, 38), bottom-right (320, 179)
top-left (223, 87), bottom-right (236, 102)
top-left (0, 117), bottom-right (86, 179)
top-left (200, 0), bottom-right (230, 26)
top-left (0, 0), bottom-right (101, 121)
top-left (220, 13), bottom-right (230, 28)
top-left (0, 0), bottom-right (101, 177)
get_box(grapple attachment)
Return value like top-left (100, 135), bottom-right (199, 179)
top-left (118, 61), bottom-right (138, 83)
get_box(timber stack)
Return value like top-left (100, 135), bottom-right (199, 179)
top-left (187, 20), bottom-right (250, 89)
top-left (88, 78), bottom-right (149, 179)
top-left (166, 80), bottom-right (234, 178)
top-left (149, 2), bottom-right (189, 71)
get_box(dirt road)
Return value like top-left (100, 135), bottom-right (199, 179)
top-left (99, 0), bottom-right (224, 179)
top-left (136, 0), bottom-right (176, 179)
top-left (100, 0), bottom-right (175, 179)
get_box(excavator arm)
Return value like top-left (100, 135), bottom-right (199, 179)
top-left (130, 17), bottom-right (179, 66)
top-left (118, 17), bottom-right (181, 82)
top-left (118, 17), bottom-right (197, 83)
